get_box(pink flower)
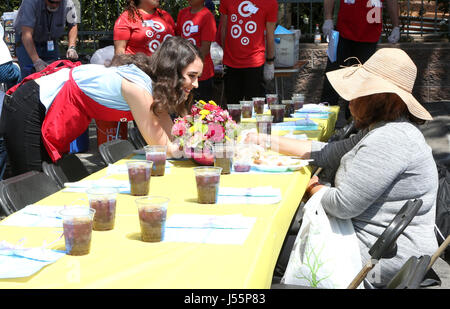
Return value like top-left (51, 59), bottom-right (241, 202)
top-left (206, 123), bottom-right (225, 142)
top-left (172, 121), bottom-right (186, 136)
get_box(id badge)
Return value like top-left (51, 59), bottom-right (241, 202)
top-left (47, 40), bottom-right (54, 51)
top-left (190, 25), bottom-right (199, 34)
top-left (344, 0), bottom-right (355, 4)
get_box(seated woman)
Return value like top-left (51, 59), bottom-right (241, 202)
top-left (1, 36), bottom-right (203, 176)
top-left (246, 48), bottom-right (438, 288)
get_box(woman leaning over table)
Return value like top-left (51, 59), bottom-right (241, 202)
top-left (113, 0), bottom-right (175, 56)
top-left (245, 48), bottom-right (439, 288)
top-left (1, 36), bottom-right (203, 177)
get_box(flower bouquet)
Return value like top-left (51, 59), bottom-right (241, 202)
top-left (171, 100), bottom-right (239, 165)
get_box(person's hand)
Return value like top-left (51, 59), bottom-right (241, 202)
top-left (263, 62), bottom-right (274, 81)
top-left (33, 58), bottom-right (49, 72)
top-left (388, 26), bottom-right (400, 43)
top-left (66, 46), bottom-right (79, 60)
top-left (244, 132), bottom-right (259, 144)
top-left (305, 175), bottom-right (325, 199)
top-left (322, 19), bottom-right (334, 40)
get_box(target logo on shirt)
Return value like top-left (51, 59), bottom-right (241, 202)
top-left (229, 1), bottom-right (259, 46)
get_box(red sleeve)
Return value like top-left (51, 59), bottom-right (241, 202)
top-left (113, 12), bottom-right (132, 41)
top-left (266, 0), bottom-right (278, 23)
top-left (200, 10), bottom-right (216, 42)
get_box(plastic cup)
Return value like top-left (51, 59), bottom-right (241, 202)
top-left (144, 145), bottom-right (167, 176)
top-left (292, 93), bottom-right (305, 110)
top-left (252, 97), bottom-right (265, 114)
top-left (135, 196), bottom-right (169, 242)
top-left (60, 207), bottom-right (95, 256)
top-left (233, 144), bottom-right (253, 173)
top-left (270, 104), bottom-right (286, 123)
top-left (213, 143), bottom-right (234, 175)
top-left (127, 160), bottom-right (153, 196)
top-left (194, 167), bottom-right (222, 204)
top-left (240, 100), bottom-right (253, 118)
top-left (266, 94), bottom-right (278, 107)
top-left (87, 187), bottom-right (118, 231)
top-left (227, 104), bottom-right (242, 124)
top-left (255, 114), bottom-right (273, 149)
top-left (282, 100), bottom-right (294, 117)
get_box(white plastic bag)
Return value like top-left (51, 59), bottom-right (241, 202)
top-left (282, 187), bottom-right (363, 289)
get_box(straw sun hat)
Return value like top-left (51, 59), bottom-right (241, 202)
top-left (326, 48), bottom-right (432, 120)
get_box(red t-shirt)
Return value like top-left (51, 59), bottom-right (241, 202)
top-left (337, 0), bottom-right (383, 43)
top-left (176, 7), bottom-right (217, 81)
top-left (113, 9), bottom-right (175, 56)
top-left (219, 0), bottom-right (278, 68)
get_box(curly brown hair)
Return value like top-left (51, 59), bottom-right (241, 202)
top-left (107, 38), bottom-right (201, 118)
top-left (125, 0), bottom-right (163, 23)
top-left (350, 93), bottom-right (425, 129)
top-left (148, 36), bottom-right (201, 117)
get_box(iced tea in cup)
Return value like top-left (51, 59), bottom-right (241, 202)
top-left (136, 196), bottom-right (169, 242)
top-left (239, 100), bottom-right (253, 118)
top-left (144, 145), bottom-right (167, 176)
top-left (255, 114), bottom-right (273, 149)
top-left (292, 93), bottom-right (305, 110)
top-left (227, 104), bottom-right (242, 124)
top-left (60, 207), bottom-right (95, 256)
top-left (282, 100), bottom-right (294, 117)
top-left (270, 104), bottom-right (285, 123)
top-left (127, 160), bottom-right (153, 196)
top-left (194, 167), bottom-right (222, 204)
top-left (86, 187), bottom-right (118, 231)
top-left (213, 143), bottom-right (234, 175)
top-left (266, 94), bottom-right (278, 107)
top-left (252, 97), bottom-right (265, 114)
top-left (233, 144), bottom-right (252, 173)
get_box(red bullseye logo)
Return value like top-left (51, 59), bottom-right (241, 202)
top-left (149, 40), bottom-right (160, 53)
top-left (231, 24), bottom-right (242, 39)
top-left (245, 21), bottom-right (257, 34)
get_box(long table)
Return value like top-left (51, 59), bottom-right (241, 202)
top-left (0, 112), bottom-right (338, 289)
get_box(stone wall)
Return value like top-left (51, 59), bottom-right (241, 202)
top-left (288, 42), bottom-right (450, 104)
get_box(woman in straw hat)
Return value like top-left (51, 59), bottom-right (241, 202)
top-left (246, 48), bottom-right (438, 288)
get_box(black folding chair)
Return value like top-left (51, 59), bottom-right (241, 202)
top-left (128, 127), bottom-right (147, 150)
top-left (272, 199), bottom-right (423, 289)
top-left (98, 139), bottom-right (135, 165)
top-left (0, 171), bottom-right (61, 216)
top-left (42, 153), bottom-right (90, 189)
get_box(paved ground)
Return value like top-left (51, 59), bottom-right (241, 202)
top-left (76, 101), bottom-right (450, 288)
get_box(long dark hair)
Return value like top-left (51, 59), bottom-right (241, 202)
top-left (148, 36), bottom-right (201, 117)
top-left (125, 0), bottom-right (162, 22)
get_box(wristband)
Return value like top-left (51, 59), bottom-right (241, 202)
top-left (68, 46), bottom-right (76, 50)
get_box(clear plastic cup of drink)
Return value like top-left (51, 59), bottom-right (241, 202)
top-left (127, 160), bottom-right (153, 196)
top-left (252, 97), bottom-right (265, 114)
top-left (60, 207), bottom-right (95, 256)
top-left (213, 143), bottom-right (234, 175)
top-left (239, 100), bottom-right (253, 119)
top-left (135, 196), bottom-right (169, 242)
top-left (266, 94), bottom-right (278, 107)
top-left (255, 114), bottom-right (273, 149)
top-left (292, 93), bottom-right (305, 110)
top-left (270, 104), bottom-right (286, 123)
top-left (144, 145), bottom-right (167, 176)
top-left (194, 167), bottom-right (222, 204)
top-left (227, 104), bottom-right (242, 124)
top-left (282, 100), bottom-right (294, 117)
top-left (86, 187), bottom-right (118, 231)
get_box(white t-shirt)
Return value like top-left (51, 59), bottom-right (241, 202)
top-left (0, 24), bottom-right (12, 65)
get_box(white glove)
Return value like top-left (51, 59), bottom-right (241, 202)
top-left (322, 19), bottom-right (334, 40)
top-left (33, 58), bottom-right (49, 72)
top-left (263, 62), bottom-right (274, 81)
top-left (66, 47), bottom-right (79, 60)
top-left (388, 26), bottom-right (400, 43)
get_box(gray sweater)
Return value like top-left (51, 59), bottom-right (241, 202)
top-left (311, 118), bottom-right (438, 288)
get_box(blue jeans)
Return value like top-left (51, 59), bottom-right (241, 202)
top-left (0, 61), bottom-right (21, 89)
top-left (16, 42), bottom-right (59, 80)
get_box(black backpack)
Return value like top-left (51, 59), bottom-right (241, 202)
top-left (435, 162), bottom-right (450, 258)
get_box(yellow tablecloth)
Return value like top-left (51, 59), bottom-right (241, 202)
top-left (241, 105), bottom-right (340, 142)
top-left (0, 159), bottom-right (312, 288)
